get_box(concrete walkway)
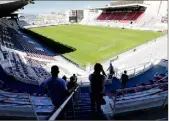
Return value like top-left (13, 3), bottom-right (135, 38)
top-left (101, 34), bottom-right (167, 75)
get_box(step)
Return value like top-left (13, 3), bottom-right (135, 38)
top-left (37, 115), bottom-right (50, 120)
top-left (66, 112), bottom-right (107, 120)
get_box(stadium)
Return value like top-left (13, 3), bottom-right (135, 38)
top-left (0, 0), bottom-right (168, 120)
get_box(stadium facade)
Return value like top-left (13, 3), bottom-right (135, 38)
top-left (81, 0), bottom-right (167, 31)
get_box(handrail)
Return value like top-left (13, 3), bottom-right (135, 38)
top-left (28, 94), bottom-right (39, 120)
top-left (117, 61), bottom-right (152, 72)
top-left (49, 86), bottom-right (79, 121)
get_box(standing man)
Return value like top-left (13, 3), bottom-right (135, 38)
top-left (41, 65), bottom-right (69, 108)
top-left (121, 70), bottom-right (129, 88)
top-left (73, 74), bottom-right (77, 84)
top-left (89, 63), bottom-right (106, 114)
top-left (107, 63), bottom-right (115, 79)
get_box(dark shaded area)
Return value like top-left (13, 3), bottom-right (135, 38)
top-left (0, 1), bottom-right (29, 18)
top-left (96, 4), bottom-right (146, 11)
top-left (0, 116), bottom-right (37, 120)
top-left (65, 92), bottom-right (168, 120)
top-left (21, 28), bottom-right (76, 54)
top-left (64, 93), bottom-right (107, 120)
top-left (113, 106), bottom-right (168, 120)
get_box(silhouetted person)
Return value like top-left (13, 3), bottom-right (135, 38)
top-left (62, 75), bottom-right (67, 85)
top-left (67, 76), bottom-right (77, 91)
top-left (107, 63), bottom-right (115, 79)
top-left (73, 74), bottom-right (77, 83)
top-left (89, 63), bottom-right (106, 114)
top-left (62, 75), bottom-right (67, 81)
top-left (41, 65), bottom-right (68, 108)
top-left (121, 70), bottom-right (128, 88)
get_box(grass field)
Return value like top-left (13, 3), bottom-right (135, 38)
top-left (31, 25), bottom-right (163, 67)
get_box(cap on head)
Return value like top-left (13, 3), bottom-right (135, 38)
top-left (51, 65), bottom-right (59, 76)
top-left (94, 63), bottom-right (103, 72)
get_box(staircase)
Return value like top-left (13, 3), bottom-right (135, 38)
top-left (65, 93), bottom-right (107, 120)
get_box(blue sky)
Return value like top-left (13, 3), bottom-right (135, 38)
top-left (19, 1), bottom-right (111, 14)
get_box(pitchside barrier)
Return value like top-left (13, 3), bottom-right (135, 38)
top-left (79, 58), bottom-right (167, 87)
top-left (78, 60), bottom-right (155, 86)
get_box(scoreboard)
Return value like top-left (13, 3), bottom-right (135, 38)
top-left (69, 10), bottom-right (84, 23)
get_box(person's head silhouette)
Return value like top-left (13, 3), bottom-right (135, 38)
top-left (62, 75), bottom-right (67, 81)
top-left (94, 63), bottom-right (103, 74)
top-left (124, 70), bottom-right (127, 74)
top-left (51, 65), bottom-right (59, 77)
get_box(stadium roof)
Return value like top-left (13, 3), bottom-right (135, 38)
top-left (0, 0), bottom-right (33, 17)
top-left (109, 0), bottom-right (144, 6)
top-left (92, 3), bottom-right (147, 11)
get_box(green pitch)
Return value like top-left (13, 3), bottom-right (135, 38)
top-left (30, 25), bottom-right (163, 67)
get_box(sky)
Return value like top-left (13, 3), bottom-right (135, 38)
top-left (19, 1), bottom-right (111, 14)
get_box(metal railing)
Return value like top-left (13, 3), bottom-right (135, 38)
top-left (79, 61), bottom-right (153, 86)
top-left (49, 86), bottom-right (80, 121)
top-left (115, 61), bottom-right (153, 79)
top-left (79, 59), bottom-right (167, 88)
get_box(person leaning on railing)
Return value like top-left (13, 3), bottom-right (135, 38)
top-left (40, 65), bottom-right (79, 119)
top-left (41, 65), bottom-right (71, 108)
top-left (67, 75), bottom-right (78, 92)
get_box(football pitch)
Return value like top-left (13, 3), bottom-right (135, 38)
top-left (30, 25), bottom-right (163, 67)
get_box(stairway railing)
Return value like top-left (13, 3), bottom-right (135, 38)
top-left (48, 86), bottom-right (80, 121)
